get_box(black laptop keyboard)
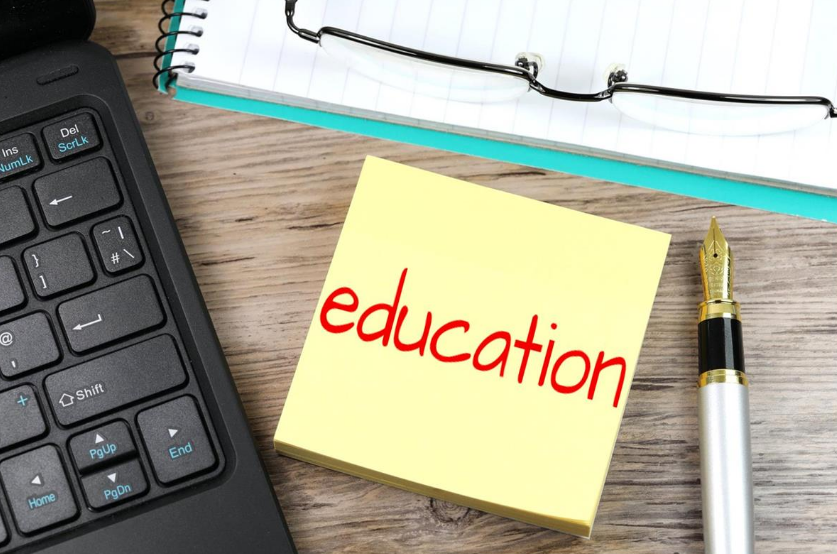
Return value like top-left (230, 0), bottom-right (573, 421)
top-left (0, 109), bottom-right (223, 550)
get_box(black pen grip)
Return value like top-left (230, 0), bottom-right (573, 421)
top-left (698, 318), bottom-right (745, 374)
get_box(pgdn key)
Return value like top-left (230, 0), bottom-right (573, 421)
top-left (81, 459), bottom-right (147, 510)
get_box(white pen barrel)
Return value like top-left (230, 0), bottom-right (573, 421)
top-left (698, 380), bottom-right (754, 554)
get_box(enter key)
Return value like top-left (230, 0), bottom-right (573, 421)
top-left (58, 275), bottom-right (165, 354)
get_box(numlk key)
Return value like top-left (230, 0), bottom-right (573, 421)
top-left (0, 133), bottom-right (41, 182)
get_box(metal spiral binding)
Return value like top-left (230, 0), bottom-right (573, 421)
top-left (153, 0), bottom-right (209, 90)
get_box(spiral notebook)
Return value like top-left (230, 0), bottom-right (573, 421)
top-left (159, 0), bottom-right (837, 222)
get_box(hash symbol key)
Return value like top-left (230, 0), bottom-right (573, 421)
top-left (93, 217), bottom-right (143, 275)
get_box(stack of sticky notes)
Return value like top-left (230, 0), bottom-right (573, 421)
top-left (274, 157), bottom-right (670, 537)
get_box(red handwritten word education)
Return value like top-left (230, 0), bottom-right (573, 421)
top-left (319, 269), bottom-right (628, 408)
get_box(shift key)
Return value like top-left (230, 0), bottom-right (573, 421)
top-left (58, 275), bottom-right (165, 354)
top-left (46, 335), bottom-right (186, 426)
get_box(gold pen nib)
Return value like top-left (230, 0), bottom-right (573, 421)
top-left (700, 217), bottom-right (734, 302)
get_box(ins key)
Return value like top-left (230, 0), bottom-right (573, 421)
top-left (0, 134), bottom-right (41, 182)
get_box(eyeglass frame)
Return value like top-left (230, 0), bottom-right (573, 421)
top-left (285, 0), bottom-right (836, 119)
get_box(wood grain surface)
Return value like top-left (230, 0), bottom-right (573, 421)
top-left (93, 2), bottom-right (837, 552)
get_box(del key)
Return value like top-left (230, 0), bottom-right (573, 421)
top-left (42, 113), bottom-right (102, 161)
top-left (58, 275), bottom-right (165, 354)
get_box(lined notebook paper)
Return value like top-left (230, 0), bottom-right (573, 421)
top-left (172, 0), bottom-right (837, 191)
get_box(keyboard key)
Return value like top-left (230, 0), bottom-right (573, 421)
top-left (0, 511), bottom-right (7, 545)
top-left (0, 257), bottom-right (25, 314)
top-left (58, 275), bottom-right (164, 354)
top-left (0, 133), bottom-right (41, 182)
top-left (81, 459), bottom-right (147, 510)
top-left (42, 113), bottom-right (102, 161)
top-left (0, 313), bottom-right (61, 378)
top-left (138, 396), bottom-right (216, 485)
top-left (0, 187), bottom-right (36, 246)
top-left (92, 217), bottom-right (144, 275)
top-left (0, 445), bottom-right (78, 535)
top-left (69, 421), bottom-right (137, 474)
top-left (0, 386), bottom-right (46, 450)
top-left (45, 335), bottom-right (186, 426)
top-left (34, 158), bottom-right (120, 227)
top-left (24, 234), bottom-right (95, 299)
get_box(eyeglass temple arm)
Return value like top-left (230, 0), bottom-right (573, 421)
top-left (286, 0), bottom-right (320, 43)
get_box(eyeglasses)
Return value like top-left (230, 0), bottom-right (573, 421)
top-left (285, 0), bottom-right (836, 137)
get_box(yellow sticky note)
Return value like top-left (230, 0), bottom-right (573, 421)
top-left (275, 157), bottom-right (670, 537)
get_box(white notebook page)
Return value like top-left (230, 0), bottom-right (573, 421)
top-left (174, 0), bottom-right (837, 191)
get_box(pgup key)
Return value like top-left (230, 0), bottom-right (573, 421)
top-left (69, 421), bottom-right (138, 473)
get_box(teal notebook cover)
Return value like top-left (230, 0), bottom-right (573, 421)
top-left (158, 5), bottom-right (837, 224)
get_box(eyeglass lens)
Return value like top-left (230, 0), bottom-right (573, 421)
top-left (320, 33), bottom-right (530, 104)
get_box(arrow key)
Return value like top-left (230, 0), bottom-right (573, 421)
top-left (24, 234), bottom-right (94, 299)
top-left (34, 157), bottom-right (120, 228)
top-left (69, 421), bottom-right (137, 473)
top-left (80, 459), bottom-right (147, 510)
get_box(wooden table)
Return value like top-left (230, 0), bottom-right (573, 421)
top-left (93, 2), bottom-right (837, 552)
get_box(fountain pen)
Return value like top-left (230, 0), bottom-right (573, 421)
top-left (697, 218), bottom-right (754, 554)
